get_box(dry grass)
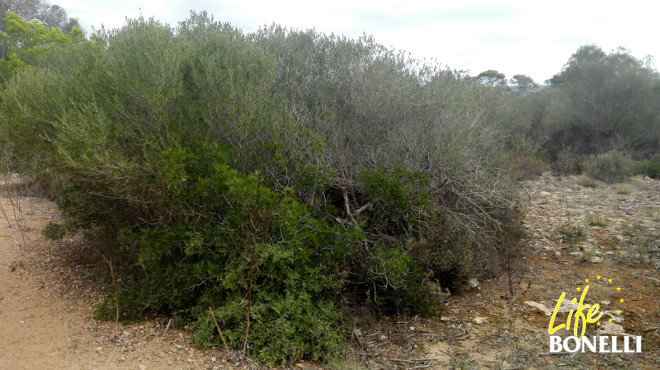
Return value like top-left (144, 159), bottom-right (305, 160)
top-left (585, 213), bottom-right (607, 226)
top-left (630, 178), bottom-right (652, 191)
top-left (577, 176), bottom-right (599, 188)
top-left (613, 183), bottom-right (633, 195)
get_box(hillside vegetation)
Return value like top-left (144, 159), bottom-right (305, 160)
top-left (1, 8), bottom-right (659, 365)
top-left (0, 13), bottom-right (525, 364)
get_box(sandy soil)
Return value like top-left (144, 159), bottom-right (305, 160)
top-left (0, 193), bottom-right (237, 369)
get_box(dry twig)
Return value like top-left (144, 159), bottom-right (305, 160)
top-left (209, 307), bottom-right (230, 353)
top-left (101, 254), bottom-right (120, 324)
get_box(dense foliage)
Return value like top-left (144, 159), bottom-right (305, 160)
top-left (3, 5), bottom-right (659, 362)
top-left (1, 12), bottom-right (529, 364)
top-left (0, 11), bottom-right (83, 82)
top-left (518, 45), bottom-right (660, 176)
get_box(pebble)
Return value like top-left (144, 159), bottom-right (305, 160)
top-left (473, 317), bottom-right (487, 324)
top-left (600, 322), bottom-right (625, 336)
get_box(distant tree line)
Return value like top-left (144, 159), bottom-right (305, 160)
top-left (477, 45), bottom-right (660, 179)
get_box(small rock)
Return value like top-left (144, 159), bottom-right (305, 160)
top-left (473, 317), bottom-right (487, 325)
top-left (569, 252), bottom-right (583, 257)
top-left (378, 334), bottom-right (387, 341)
top-left (557, 299), bottom-right (579, 313)
top-left (468, 278), bottom-right (479, 288)
top-left (589, 256), bottom-right (602, 263)
top-left (96, 346), bottom-right (103, 353)
top-left (600, 322), bottom-right (625, 336)
top-left (440, 316), bottom-right (452, 322)
top-left (540, 191), bottom-right (551, 197)
top-left (606, 312), bottom-right (624, 323)
top-left (554, 251), bottom-right (561, 257)
top-left (138, 365), bottom-right (147, 370)
top-left (19, 320), bottom-right (25, 325)
top-left (613, 356), bottom-right (625, 366)
top-left (524, 301), bottom-right (551, 316)
top-left (210, 357), bottom-right (216, 362)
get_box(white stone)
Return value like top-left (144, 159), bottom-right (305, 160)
top-left (473, 317), bottom-right (487, 324)
top-left (524, 301), bottom-right (551, 316)
top-left (600, 322), bottom-right (625, 336)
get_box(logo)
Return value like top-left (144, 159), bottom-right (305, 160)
top-left (547, 275), bottom-right (642, 353)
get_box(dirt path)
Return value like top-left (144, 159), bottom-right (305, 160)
top-left (0, 194), bottom-right (230, 370)
top-left (1, 174), bottom-right (659, 369)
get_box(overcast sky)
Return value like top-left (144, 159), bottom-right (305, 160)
top-left (55, 0), bottom-right (660, 84)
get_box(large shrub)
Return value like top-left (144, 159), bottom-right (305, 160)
top-left (520, 45), bottom-right (660, 167)
top-left (582, 150), bottom-right (641, 183)
top-left (1, 13), bottom-right (525, 364)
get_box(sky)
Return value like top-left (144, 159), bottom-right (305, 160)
top-left (55, 0), bottom-right (660, 84)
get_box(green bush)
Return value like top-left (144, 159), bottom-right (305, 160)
top-left (642, 155), bottom-right (660, 179)
top-left (582, 151), bottom-right (642, 183)
top-left (93, 144), bottom-right (358, 364)
top-left (0, 13), bottom-right (525, 364)
top-left (42, 222), bottom-right (67, 240)
top-left (358, 167), bottom-right (433, 237)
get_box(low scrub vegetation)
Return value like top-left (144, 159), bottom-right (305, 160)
top-left (585, 213), bottom-right (607, 226)
top-left (582, 151), bottom-right (642, 183)
top-left (1, 14), bottom-right (525, 364)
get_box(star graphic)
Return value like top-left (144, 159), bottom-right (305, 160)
top-left (609, 318), bottom-right (612, 323)
top-left (620, 299), bottom-right (624, 303)
top-left (577, 287), bottom-right (581, 291)
top-left (597, 275), bottom-right (601, 280)
top-left (586, 279), bottom-right (589, 283)
top-left (617, 310), bottom-right (621, 315)
top-left (597, 322), bottom-right (601, 326)
top-left (617, 287), bottom-right (621, 291)
top-left (608, 278), bottom-right (612, 283)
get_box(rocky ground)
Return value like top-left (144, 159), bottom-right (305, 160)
top-left (347, 173), bottom-right (660, 369)
top-left (0, 173), bottom-right (658, 369)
